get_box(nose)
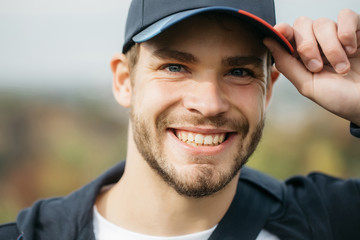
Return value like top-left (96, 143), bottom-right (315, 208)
top-left (183, 79), bottom-right (230, 117)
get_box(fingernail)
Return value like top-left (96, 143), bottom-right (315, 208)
top-left (335, 62), bottom-right (348, 73)
top-left (345, 46), bottom-right (355, 54)
top-left (307, 59), bottom-right (322, 72)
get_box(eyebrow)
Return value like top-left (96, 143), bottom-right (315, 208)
top-left (152, 48), bottom-right (198, 64)
top-left (223, 56), bottom-right (264, 68)
top-left (152, 48), bottom-right (264, 67)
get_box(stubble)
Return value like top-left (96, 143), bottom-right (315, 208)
top-left (130, 109), bottom-right (264, 198)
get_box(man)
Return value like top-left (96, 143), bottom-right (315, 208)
top-left (1, 0), bottom-right (359, 239)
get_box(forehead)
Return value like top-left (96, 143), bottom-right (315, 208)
top-left (142, 13), bottom-right (267, 59)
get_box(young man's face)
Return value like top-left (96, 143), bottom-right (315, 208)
top-left (126, 15), bottom-right (273, 198)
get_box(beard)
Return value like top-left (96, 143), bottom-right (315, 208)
top-left (130, 108), bottom-right (264, 198)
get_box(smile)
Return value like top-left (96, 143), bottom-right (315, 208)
top-left (174, 129), bottom-right (228, 147)
top-left (167, 128), bottom-right (237, 156)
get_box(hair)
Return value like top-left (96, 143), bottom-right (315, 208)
top-left (125, 43), bottom-right (140, 73)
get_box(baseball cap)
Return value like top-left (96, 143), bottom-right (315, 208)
top-left (122, 0), bottom-right (294, 54)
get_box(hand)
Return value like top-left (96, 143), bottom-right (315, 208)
top-left (264, 9), bottom-right (360, 126)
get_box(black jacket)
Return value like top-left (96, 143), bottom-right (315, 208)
top-left (1, 124), bottom-right (360, 240)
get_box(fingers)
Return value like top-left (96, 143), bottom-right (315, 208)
top-left (337, 9), bottom-right (360, 54)
top-left (273, 23), bottom-right (298, 57)
top-left (263, 37), bottom-right (313, 98)
top-left (293, 17), bottom-right (323, 72)
top-left (274, 23), bottom-right (295, 42)
top-left (313, 18), bottom-right (350, 74)
top-left (292, 10), bottom-right (359, 75)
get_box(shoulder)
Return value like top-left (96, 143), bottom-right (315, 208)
top-left (0, 222), bottom-right (22, 239)
top-left (259, 170), bottom-right (360, 239)
top-left (286, 172), bottom-right (360, 220)
top-left (12, 162), bottom-right (126, 239)
top-left (284, 171), bottom-right (360, 199)
top-left (240, 166), bottom-right (360, 201)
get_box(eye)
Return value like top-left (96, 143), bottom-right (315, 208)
top-left (165, 64), bottom-right (184, 73)
top-left (225, 68), bottom-right (258, 85)
top-left (228, 68), bottom-right (253, 77)
top-left (158, 63), bottom-right (190, 79)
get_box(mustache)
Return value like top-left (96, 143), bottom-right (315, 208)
top-left (157, 113), bottom-right (250, 137)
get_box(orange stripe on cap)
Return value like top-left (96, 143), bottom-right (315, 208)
top-left (238, 9), bottom-right (294, 53)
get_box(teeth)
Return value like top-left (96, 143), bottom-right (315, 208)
top-left (213, 135), bottom-right (219, 144)
top-left (181, 133), bottom-right (186, 142)
top-left (188, 133), bottom-right (194, 142)
top-left (177, 132), bottom-right (182, 140)
top-left (175, 130), bottom-right (226, 146)
top-left (195, 134), bottom-right (204, 144)
top-left (204, 135), bottom-right (212, 145)
top-left (219, 134), bottom-right (225, 143)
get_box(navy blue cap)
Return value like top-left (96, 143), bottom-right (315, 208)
top-left (123, 0), bottom-right (293, 54)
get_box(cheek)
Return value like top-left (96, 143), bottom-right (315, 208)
top-left (227, 84), bottom-right (266, 124)
top-left (132, 79), bottom-right (184, 119)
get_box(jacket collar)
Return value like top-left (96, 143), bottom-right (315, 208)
top-left (16, 161), bottom-right (282, 239)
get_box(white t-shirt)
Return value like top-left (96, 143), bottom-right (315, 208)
top-left (93, 207), bottom-right (279, 240)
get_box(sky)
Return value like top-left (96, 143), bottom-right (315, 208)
top-left (0, 0), bottom-right (359, 96)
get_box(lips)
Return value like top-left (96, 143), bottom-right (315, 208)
top-left (174, 129), bottom-right (229, 147)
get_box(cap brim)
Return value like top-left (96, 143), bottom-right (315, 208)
top-left (132, 6), bottom-right (293, 54)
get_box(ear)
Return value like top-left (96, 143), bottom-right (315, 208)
top-left (111, 53), bottom-right (132, 108)
top-left (265, 66), bottom-right (280, 108)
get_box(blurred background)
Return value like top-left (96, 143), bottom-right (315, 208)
top-left (1, 0), bottom-right (360, 223)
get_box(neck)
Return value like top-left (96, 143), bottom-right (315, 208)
top-left (96, 130), bottom-right (239, 237)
